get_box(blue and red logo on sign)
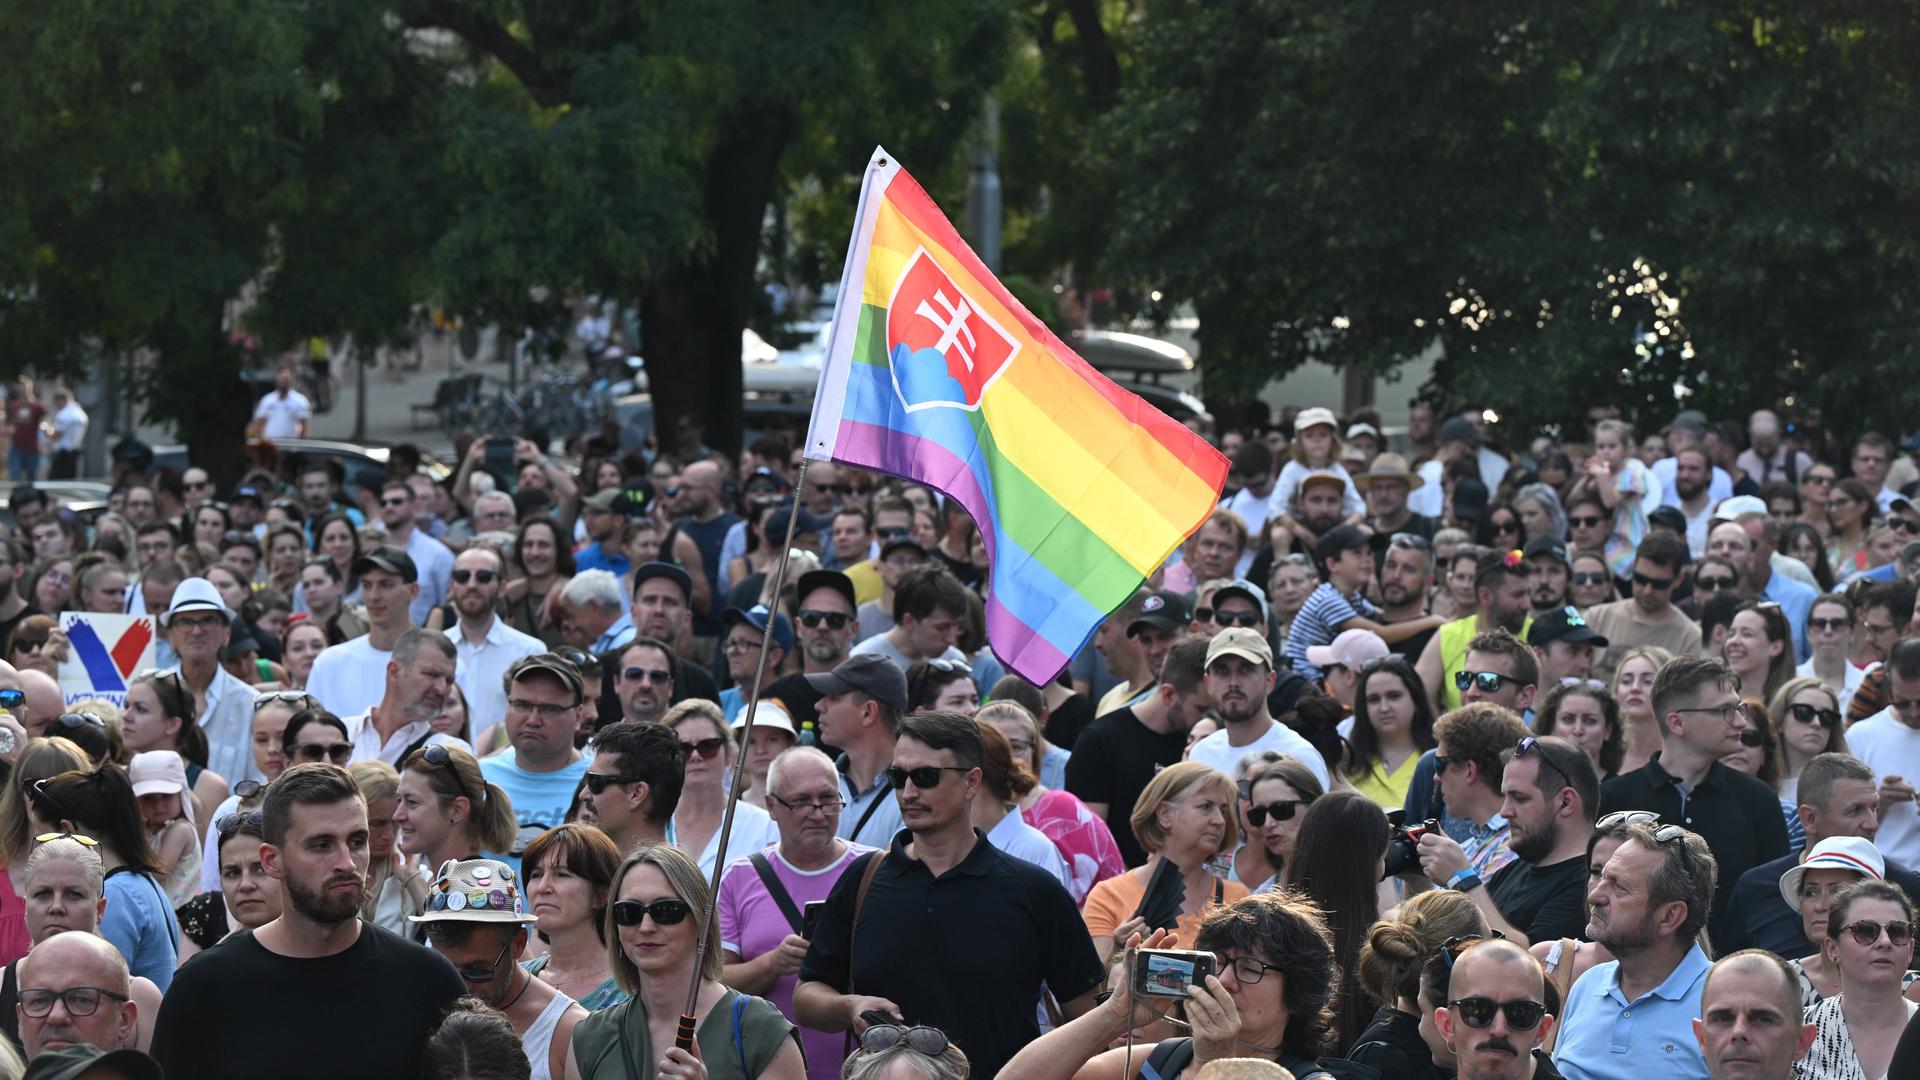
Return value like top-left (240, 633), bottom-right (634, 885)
top-left (884, 247), bottom-right (1020, 413)
top-left (67, 618), bottom-right (153, 693)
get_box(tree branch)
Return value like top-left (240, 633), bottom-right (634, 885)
top-left (406, 3), bottom-right (569, 109)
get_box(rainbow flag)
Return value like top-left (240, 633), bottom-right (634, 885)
top-left (804, 148), bottom-right (1229, 685)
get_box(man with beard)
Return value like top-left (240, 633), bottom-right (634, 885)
top-left (1417, 551), bottom-right (1534, 712)
top-left (151, 764), bottom-right (465, 1079)
top-left (1429, 734), bottom-right (1597, 946)
top-left (1580, 532), bottom-right (1701, 683)
top-left (307, 546), bottom-right (420, 718)
top-left (760, 570), bottom-right (857, 735)
top-left (1552, 821), bottom-right (1716, 1080)
top-left (1288, 525), bottom-right (1442, 683)
top-left (1666, 446), bottom-right (1717, 555)
top-left (444, 546), bottom-right (544, 749)
top-left (1434, 939), bottom-right (1558, 1080)
top-left (342, 629), bottom-right (463, 765)
top-left (1359, 452), bottom-right (1434, 541)
top-left (588, 562), bottom-right (717, 727)
top-left (1377, 532), bottom-right (1440, 660)
top-left (378, 479), bottom-right (454, 624)
top-left (613, 636), bottom-right (676, 725)
top-left (1293, 471), bottom-right (1349, 544)
top-left (1526, 606), bottom-right (1608, 692)
top-left (571, 487), bottom-right (632, 577)
top-left (1523, 536), bottom-right (1573, 618)
top-left (1185, 628), bottom-right (1331, 787)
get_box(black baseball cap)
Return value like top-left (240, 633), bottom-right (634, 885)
top-left (804, 654), bottom-right (909, 713)
top-left (508, 652), bottom-right (588, 704)
top-left (351, 544), bottom-right (417, 584)
top-left (1647, 505), bottom-right (1688, 534)
top-left (631, 561), bottom-right (693, 601)
top-left (796, 569), bottom-right (856, 612)
top-left (1315, 525), bottom-right (1372, 566)
top-left (880, 536), bottom-right (926, 561)
top-left (1127, 590), bottom-right (1192, 636)
top-left (23, 1045), bottom-right (163, 1080)
top-left (1526, 606), bottom-right (1610, 649)
top-left (1522, 535), bottom-right (1570, 567)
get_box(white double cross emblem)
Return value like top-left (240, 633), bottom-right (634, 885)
top-left (914, 288), bottom-right (979, 373)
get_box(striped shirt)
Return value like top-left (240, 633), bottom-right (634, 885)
top-left (1283, 582), bottom-right (1375, 681)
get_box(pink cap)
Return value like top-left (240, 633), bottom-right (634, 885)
top-left (1305, 629), bottom-right (1390, 672)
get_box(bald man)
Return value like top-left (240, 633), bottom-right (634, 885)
top-left (18, 668), bottom-right (61, 737)
top-left (17, 932), bottom-right (140, 1057)
top-left (1692, 950), bottom-right (1816, 1080)
top-left (1435, 939), bottom-right (1555, 1080)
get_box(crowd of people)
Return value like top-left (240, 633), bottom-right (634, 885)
top-left (0, 390), bottom-right (1919, 1080)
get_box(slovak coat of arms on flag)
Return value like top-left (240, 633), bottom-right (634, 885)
top-left (884, 247), bottom-right (1020, 412)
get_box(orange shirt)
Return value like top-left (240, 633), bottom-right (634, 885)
top-left (1081, 867), bottom-right (1250, 950)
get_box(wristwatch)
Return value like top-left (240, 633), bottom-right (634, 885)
top-left (1448, 868), bottom-right (1482, 892)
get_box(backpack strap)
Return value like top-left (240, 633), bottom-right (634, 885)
top-left (730, 991), bottom-right (751, 1078)
top-left (1141, 1038), bottom-right (1192, 1080)
top-left (749, 853), bottom-right (805, 934)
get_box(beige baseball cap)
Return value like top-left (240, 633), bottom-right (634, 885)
top-left (1205, 627), bottom-right (1273, 670)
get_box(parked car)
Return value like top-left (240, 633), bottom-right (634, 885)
top-left (149, 438), bottom-right (452, 497)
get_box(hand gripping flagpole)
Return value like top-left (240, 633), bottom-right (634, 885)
top-left (676, 458), bottom-right (812, 1051)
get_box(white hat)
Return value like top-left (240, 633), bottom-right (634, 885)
top-left (1345, 422), bottom-right (1381, 441)
top-left (1305, 629), bottom-right (1390, 673)
top-left (731, 699), bottom-right (797, 739)
top-left (1710, 495), bottom-right (1769, 525)
top-left (128, 750), bottom-right (194, 827)
top-left (1778, 835), bottom-right (1886, 909)
top-left (161, 577), bottom-right (230, 629)
top-left (411, 858), bottom-right (538, 924)
top-left (1294, 407), bottom-right (1338, 433)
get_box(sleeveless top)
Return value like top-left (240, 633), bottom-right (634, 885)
top-left (523, 989), bottom-right (577, 1080)
top-left (1437, 614), bottom-right (1535, 710)
top-left (573, 987), bottom-right (796, 1080)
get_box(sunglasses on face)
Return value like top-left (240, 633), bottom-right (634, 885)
top-left (1843, 919), bottom-right (1914, 947)
top-left (296, 742), bottom-right (352, 764)
top-left (797, 610), bottom-right (851, 630)
top-left (584, 771), bottom-right (642, 795)
top-left (680, 736), bottom-right (727, 760)
top-left (450, 569), bottom-right (497, 585)
top-left (1568, 515), bottom-right (1605, 529)
top-left (1447, 996), bottom-right (1547, 1030)
top-left (1892, 518), bottom-right (1920, 535)
top-left (1805, 474), bottom-right (1835, 486)
top-left (457, 938), bottom-right (515, 984)
top-left (1246, 800), bottom-right (1309, 827)
top-left (1210, 610), bottom-right (1265, 629)
top-left (611, 898), bottom-right (692, 927)
top-left (886, 765), bottom-right (969, 790)
top-left (1631, 571), bottom-right (1675, 590)
top-left (1695, 576), bottom-right (1737, 592)
top-left (1454, 670), bottom-right (1515, 693)
top-left (1570, 571), bottom-right (1609, 586)
top-left (1490, 520), bottom-right (1519, 534)
top-left (1807, 617), bottom-right (1849, 633)
top-left (1789, 702), bottom-right (1842, 729)
top-left (874, 526), bottom-right (910, 540)
top-left (623, 667), bottom-right (672, 685)
top-left (1736, 728), bottom-right (1766, 748)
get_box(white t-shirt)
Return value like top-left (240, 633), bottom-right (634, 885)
top-left (252, 389), bottom-right (311, 440)
top-left (1187, 720), bottom-right (1331, 789)
top-left (51, 402), bottom-right (87, 451)
top-left (1842, 709), bottom-right (1920, 867)
top-left (305, 635), bottom-right (394, 720)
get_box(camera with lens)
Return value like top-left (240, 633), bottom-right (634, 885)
top-left (1382, 809), bottom-right (1439, 880)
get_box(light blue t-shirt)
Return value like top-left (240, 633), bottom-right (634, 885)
top-left (102, 870), bottom-right (180, 991)
top-left (479, 748), bottom-right (589, 876)
top-left (1553, 943), bottom-right (1711, 1080)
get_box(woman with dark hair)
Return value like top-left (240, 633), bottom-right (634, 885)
top-left (1232, 756), bottom-right (1322, 893)
top-left (1533, 681), bottom-right (1626, 779)
top-left (308, 511), bottom-right (364, 605)
top-left (423, 998), bottom-right (533, 1080)
top-left (263, 524), bottom-right (306, 598)
top-left (1784, 522), bottom-right (1838, 592)
top-left (23, 555), bottom-right (74, 617)
top-left (1723, 600), bottom-right (1795, 703)
top-left (969, 722), bottom-right (1069, 888)
top-left (1349, 889), bottom-right (1488, 1080)
top-left (1825, 477), bottom-right (1879, 577)
top-left (176, 800), bottom-right (282, 963)
top-left (1799, 879), bottom-right (1918, 1080)
top-left (1282, 789), bottom-right (1390, 1054)
top-left (1341, 659), bottom-right (1435, 808)
top-left (190, 502), bottom-right (231, 550)
top-left (520, 823), bottom-right (629, 1012)
top-left (27, 766), bottom-right (179, 988)
top-left (279, 707), bottom-right (352, 767)
top-left (1478, 501), bottom-right (1523, 550)
top-left (5, 615), bottom-right (57, 677)
top-left (906, 659), bottom-right (978, 717)
top-left (997, 891), bottom-right (1344, 1080)
top-left (277, 619), bottom-right (328, 690)
top-left (507, 515), bottom-right (575, 647)
top-left (121, 670), bottom-right (227, 824)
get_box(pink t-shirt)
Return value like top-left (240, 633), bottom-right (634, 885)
top-left (1026, 789), bottom-right (1126, 905)
top-left (717, 844), bottom-right (873, 1080)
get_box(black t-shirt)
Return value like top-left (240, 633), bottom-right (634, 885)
top-left (1384, 618), bottom-right (1438, 664)
top-left (1485, 853), bottom-right (1589, 945)
top-left (0, 606), bottom-right (32, 657)
top-left (594, 646), bottom-right (723, 730)
top-left (1044, 692), bottom-right (1095, 751)
top-left (799, 832), bottom-right (1104, 1080)
top-left (150, 924), bottom-right (464, 1080)
top-left (1062, 706), bottom-right (1186, 867)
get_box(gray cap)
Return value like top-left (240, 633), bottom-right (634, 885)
top-left (804, 653), bottom-right (909, 714)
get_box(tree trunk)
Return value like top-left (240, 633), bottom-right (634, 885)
top-left (154, 314), bottom-right (254, 488)
top-left (640, 104), bottom-right (794, 458)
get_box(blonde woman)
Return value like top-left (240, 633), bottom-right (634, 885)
top-left (1080, 761), bottom-right (1247, 962)
top-left (351, 760), bottom-right (431, 936)
top-left (1609, 646), bottom-right (1673, 776)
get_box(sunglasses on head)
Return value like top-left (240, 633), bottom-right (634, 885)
top-left (924, 658), bottom-right (971, 675)
top-left (798, 610), bottom-right (851, 630)
top-left (1842, 919), bottom-right (1914, 947)
top-left (1447, 996), bottom-right (1547, 1031)
top-left (55, 712), bottom-right (105, 731)
top-left (1454, 670), bottom-right (1515, 693)
top-left (254, 690), bottom-right (315, 711)
top-left (1515, 736), bottom-right (1574, 790)
top-left (216, 810), bottom-right (264, 837)
top-left (885, 765), bottom-right (969, 790)
top-left (1247, 800), bottom-right (1309, 827)
top-left (858, 1025), bottom-right (951, 1057)
top-left (610, 898), bottom-right (692, 927)
top-left (680, 736), bottom-right (727, 760)
top-left (1789, 702), bottom-right (1842, 729)
top-left (1597, 809), bottom-right (1661, 830)
top-left (33, 832), bottom-right (97, 847)
top-left (450, 569), bottom-right (497, 585)
top-left (232, 779), bottom-right (264, 800)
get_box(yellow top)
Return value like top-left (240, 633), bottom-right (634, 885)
top-left (845, 559), bottom-right (884, 606)
top-left (1346, 750), bottom-right (1423, 810)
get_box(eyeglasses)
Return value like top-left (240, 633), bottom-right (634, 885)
top-left (1514, 737), bottom-right (1574, 791)
top-left (681, 736), bottom-right (727, 760)
top-left (507, 698), bottom-right (573, 719)
top-left (17, 987), bottom-right (130, 1019)
top-left (1219, 954), bottom-right (1280, 985)
top-left (54, 712), bottom-right (105, 731)
top-left (450, 569), bottom-right (498, 585)
top-left (1571, 571), bottom-right (1609, 585)
top-left (622, 667), bottom-right (672, 685)
top-left (1672, 702), bottom-right (1744, 724)
top-left (1842, 919), bottom-right (1914, 947)
top-left (610, 898), bottom-right (692, 926)
top-left (1695, 576), bottom-right (1738, 592)
top-left (1789, 702), bottom-right (1842, 729)
top-left (1808, 617), bottom-right (1849, 632)
top-left (33, 832), bottom-right (98, 847)
top-left (1246, 800), bottom-right (1309, 827)
top-left (584, 771), bottom-right (641, 795)
top-left (1454, 670), bottom-right (1516, 693)
top-left (798, 610), bottom-right (851, 630)
top-left (1864, 621), bottom-right (1900, 639)
top-left (722, 637), bottom-right (761, 654)
top-left (253, 690), bottom-right (316, 711)
top-left (768, 793), bottom-right (845, 816)
top-left (295, 742), bottom-right (352, 764)
top-left (457, 937), bottom-right (515, 984)
top-left (1631, 571), bottom-right (1676, 590)
top-left (1597, 810), bottom-right (1661, 830)
top-left (1447, 997), bottom-right (1548, 1031)
top-left (885, 765), bottom-right (971, 790)
top-left (171, 613), bottom-right (228, 631)
top-left (858, 1025), bottom-right (951, 1057)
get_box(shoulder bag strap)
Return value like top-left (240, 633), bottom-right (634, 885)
top-left (749, 853), bottom-right (805, 934)
top-left (841, 851), bottom-right (887, 1058)
top-left (848, 787), bottom-right (889, 846)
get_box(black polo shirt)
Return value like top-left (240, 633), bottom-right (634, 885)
top-left (1723, 850), bottom-right (1920, 957)
top-left (1063, 706), bottom-right (1186, 866)
top-left (799, 829), bottom-right (1104, 1079)
top-left (1599, 753), bottom-right (1791, 953)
